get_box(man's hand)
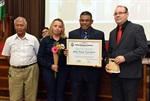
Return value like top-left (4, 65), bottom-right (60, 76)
top-left (93, 65), bottom-right (102, 68)
top-left (114, 56), bottom-right (125, 65)
top-left (105, 64), bottom-right (112, 74)
top-left (63, 49), bottom-right (68, 56)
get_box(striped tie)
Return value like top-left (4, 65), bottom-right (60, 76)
top-left (84, 32), bottom-right (88, 39)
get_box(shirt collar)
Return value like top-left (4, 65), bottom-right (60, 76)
top-left (14, 32), bottom-right (29, 40)
top-left (117, 20), bottom-right (129, 29)
top-left (80, 27), bottom-right (92, 34)
top-left (49, 35), bottom-right (63, 42)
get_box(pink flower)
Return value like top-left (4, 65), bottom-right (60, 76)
top-left (51, 42), bottom-right (65, 78)
top-left (51, 46), bottom-right (58, 53)
top-left (51, 42), bottom-right (65, 55)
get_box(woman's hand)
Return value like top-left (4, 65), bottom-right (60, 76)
top-left (51, 65), bottom-right (58, 72)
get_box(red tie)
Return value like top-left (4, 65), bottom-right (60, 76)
top-left (116, 26), bottom-right (122, 45)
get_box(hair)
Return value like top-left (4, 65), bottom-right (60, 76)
top-left (41, 27), bottom-right (49, 33)
top-left (41, 27), bottom-right (50, 37)
top-left (117, 5), bottom-right (128, 13)
top-left (49, 18), bottom-right (67, 38)
top-left (42, 27), bottom-right (49, 31)
top-left (80, 11), bottom-right (92, 19)
top-left (14, 16), bottom-right (27, 25)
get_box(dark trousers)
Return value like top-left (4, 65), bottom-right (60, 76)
top-left (71, 76), bottom-right (99, 101)
top-left (70, 66), bottom-right (101, 101)
top-left (43, 67), bottom-right (69, 101)
top-left (111, 75), bottom-right (140, 101)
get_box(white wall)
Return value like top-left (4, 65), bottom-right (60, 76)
top-left (45, 0), bottom-right (150, 41)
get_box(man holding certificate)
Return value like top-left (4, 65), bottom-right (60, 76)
top-left (68, 11), bottom-right (106, 101)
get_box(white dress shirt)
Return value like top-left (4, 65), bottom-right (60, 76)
top-left (2, 33), bottom-right (39, 66)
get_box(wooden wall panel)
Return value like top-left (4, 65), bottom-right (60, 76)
top-left (5, 0), bottom-right (45, 38)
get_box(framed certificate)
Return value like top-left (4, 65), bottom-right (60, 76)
top-left (66, 39), bottom-right (102, 66)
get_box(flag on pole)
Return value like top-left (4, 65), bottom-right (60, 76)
top-left (0, 0), bottom-right (6, 20)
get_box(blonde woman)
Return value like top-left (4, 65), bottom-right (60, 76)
top-left (37, 18), bottom-right (69, 101)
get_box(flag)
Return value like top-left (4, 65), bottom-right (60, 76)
top-left (0, 0), bottom-right (6, 20)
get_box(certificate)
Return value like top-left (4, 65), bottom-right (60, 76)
top-left (66, 39), bottom-right (102, 66)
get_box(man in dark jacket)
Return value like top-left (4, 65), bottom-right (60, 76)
top-left (105, 5), bottom-right (148, 101)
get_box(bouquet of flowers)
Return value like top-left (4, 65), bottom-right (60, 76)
top-left (51, 41), bottom-right (65, 78)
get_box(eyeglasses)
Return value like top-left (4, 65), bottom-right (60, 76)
top-left (80, 19), bottom-right (91, 23)
top-left (113, 12), bottom-right (126, 16)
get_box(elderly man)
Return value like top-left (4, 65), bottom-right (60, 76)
top-left (2, 16), bottom-right (39, 101)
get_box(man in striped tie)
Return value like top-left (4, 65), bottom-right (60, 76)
top-left (68, 11), bottom-right (106, 101)
top-left (84, 32), bottom-right (88, 39)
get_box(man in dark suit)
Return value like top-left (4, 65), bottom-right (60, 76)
top-left (68, 11), bottom-right (106, 101)
top-left (105, 5), bottom-right (148, 101)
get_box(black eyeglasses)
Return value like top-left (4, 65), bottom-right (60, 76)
top-left (113, 12), bottom-right (126, 16)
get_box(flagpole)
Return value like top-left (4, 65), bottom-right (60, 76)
top-left (2, 17), bottom-right (5, 39)
top-left (0, 0), bottom-right (6, 40)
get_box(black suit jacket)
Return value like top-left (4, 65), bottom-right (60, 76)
top-left (68, 27), bottom-right (106, 81)
top-left (108, 21), bottom-right (148, 78)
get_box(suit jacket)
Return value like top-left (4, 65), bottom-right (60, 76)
top-left (108, 21), bottom-right (148, 78)
top-left (68, 27), bottom-right (106, 81)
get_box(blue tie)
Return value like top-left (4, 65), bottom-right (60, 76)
top-left (84, 32), bottom-right (88, 39)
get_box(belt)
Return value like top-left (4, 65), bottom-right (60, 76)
top-left (11, 62), bottom-right (37, 69)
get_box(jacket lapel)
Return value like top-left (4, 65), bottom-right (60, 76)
top-left (75, 29), bottom-right (82, 39)
top-left (112, 28), bottom-right (118, 47)
top-left (118, 22), bottom-right (132, 46)
top-left (89, 28), bottom-right (94, 39)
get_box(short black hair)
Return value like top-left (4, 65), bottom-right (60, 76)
top-left (41, 27), bottom-right (49, 32)
top-left (80, 11), bottom-right (92, 19)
